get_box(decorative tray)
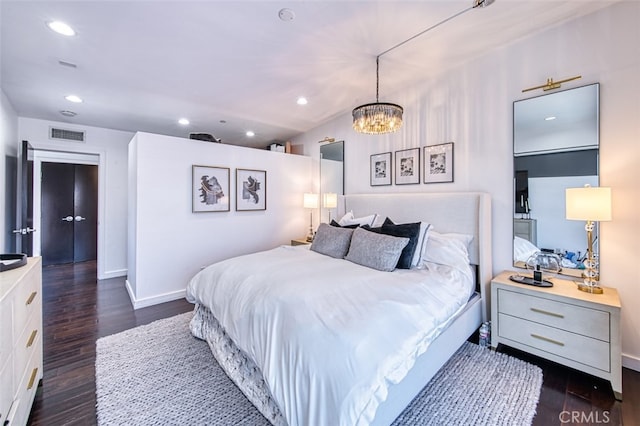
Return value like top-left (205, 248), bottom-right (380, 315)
top-left (0, 253), bottom-right (28, 273)
top-left (508, 274), bottom-right (553, 288)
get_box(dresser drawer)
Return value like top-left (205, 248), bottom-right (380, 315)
top-left (498, 288), bottom-right (610, 341)
top-left (15, 312), bottom-right (42, 381)
top-left (0, 354), bottom-right (13, 425)
top-left (12, 268), bottom-right (41, 344)
top-left (499, 313), bottom-right (610, 371)
top-left (0, 298), bottom-right (12, 368)
top-left (11, 346), bottom-right (42, 426)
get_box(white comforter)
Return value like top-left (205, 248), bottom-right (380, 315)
top-left (186, 245), bottom-right (474, 426)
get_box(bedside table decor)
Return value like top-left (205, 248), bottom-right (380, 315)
top-left (565, 185), bottom-right (611, 294)
top-left (508, 273), bottom-right (553, 288)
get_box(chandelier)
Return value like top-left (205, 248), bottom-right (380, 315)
top-left (352, 0), bottom-right (494, 135)
top-left (352, 57), bottom-right (403, 135)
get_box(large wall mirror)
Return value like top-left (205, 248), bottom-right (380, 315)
top-left (320, 140), bottom-right (344, 222)
top-left (513, 83), bottom-right (599, 278)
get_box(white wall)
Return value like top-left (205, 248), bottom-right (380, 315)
top-left (1, 90), bottom-right (19, 252)
top-left (127, 132), bottom-right (313, 308)
top-left (18, 117), bottom-right (133, 279)
top-left (293, 2), bottom-right (640, 369)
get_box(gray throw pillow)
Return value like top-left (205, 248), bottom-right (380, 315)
top-left (310, 223), bottom-right (354, 258)
top-left (345, 227), bottom-right (409, 272)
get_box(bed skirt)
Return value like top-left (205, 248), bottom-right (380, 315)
top-left (189, 304), bottom-right (286, 426)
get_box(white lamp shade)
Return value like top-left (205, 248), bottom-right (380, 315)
top-left (303, 193), bottom-right (319, 209)
top-left (323, 193), bottom-right (338, 209)
top-left (565, 186), bottom-right (612, 221)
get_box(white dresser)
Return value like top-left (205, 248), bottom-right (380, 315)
top-left (1, 257), bottom-right (43, 425)
top-left (491, 270), bottom-right (622, 400)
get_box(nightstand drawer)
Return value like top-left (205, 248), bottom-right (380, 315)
top-left (498, 288), bottom-right (610, 341)
top-left (498, 313), bottom-right (610, 371)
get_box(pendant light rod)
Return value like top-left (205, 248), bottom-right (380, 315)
top-left (377, 0), bottom-right (492, 59)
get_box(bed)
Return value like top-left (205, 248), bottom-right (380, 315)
top-left (186, 192), bottom-right (492, 426)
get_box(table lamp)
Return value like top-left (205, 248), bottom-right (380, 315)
top-left (323, 193), bottom-right (338, 222)
top-left (303, 193), bottom-right (319, 242)
top-left (565, 185), bottom-right (612, 294)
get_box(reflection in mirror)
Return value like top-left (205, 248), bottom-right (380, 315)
top-left (320, 140), bottom-right (344, 223)
top-left (513, 83), bottom-right (599, 278)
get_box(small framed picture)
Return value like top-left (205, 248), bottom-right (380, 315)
top-left (370, 152), bottom-right (392, 186)
top-left (192, 165), bottom-right (230, 212)
top-left (424, 142), bottom-right (454, 184)
top-left (395, 148), bottom-right (420, 185)
top-left (236, 169), bottom-right (266, 211)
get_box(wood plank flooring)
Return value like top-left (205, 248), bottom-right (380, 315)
top-left (28, 261), bottom-right (639, 425)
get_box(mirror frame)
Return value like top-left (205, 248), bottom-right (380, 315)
top-left (319, 140), bottom-right (344, 222)
top-left (512, 83), bottom-right (600, 278)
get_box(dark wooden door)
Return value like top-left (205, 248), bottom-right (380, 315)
top-left (17, 140), bottom-right (35, 255)
top-left (41, 162), bottom-right (98, 265)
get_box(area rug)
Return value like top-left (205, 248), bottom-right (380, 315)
top-left (96, 312), bottom-right (542, 425)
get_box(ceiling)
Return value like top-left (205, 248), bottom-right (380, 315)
top-left (0, 1), bottom-right (619, 148)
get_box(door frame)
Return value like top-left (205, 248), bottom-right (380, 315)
top-left (31, 143), bottom-right (106, 277)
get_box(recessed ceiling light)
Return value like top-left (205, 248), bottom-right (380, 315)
top-left (297, 97), bottom-right (308, 105)
top-left (178, 118), bottom-right (190, 125)
top-left (246, 131), bottom-right (255, 137)
top-left (60, 110), bottom-right (77, 117)
top-left (65, 94), bottom-right (83, 103)
top-left (545, 116), bottom-right (557, 121)
top-left (47, 21), bottom-right (76, 36)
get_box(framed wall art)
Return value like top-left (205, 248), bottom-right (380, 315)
top-left (236, 168), bottom-right (267, 211)
top-left (394, 148), bottom-right (420, 185)
top-left (192, 165), bottom-right (230, 212)
top-left (370, 152), bottom-right (392, 186)
top-left (424, 142), bottom-right (454, 184)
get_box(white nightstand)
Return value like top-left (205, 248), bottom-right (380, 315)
top-left (491, 270), bottom-right (622, 400)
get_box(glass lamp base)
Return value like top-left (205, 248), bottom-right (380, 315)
top-left (577, 283), bottom-right (603, 294)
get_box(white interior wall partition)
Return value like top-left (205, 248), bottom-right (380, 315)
top-left (127, 132), bottom-right (313, 309)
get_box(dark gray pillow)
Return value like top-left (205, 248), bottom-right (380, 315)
top-left (310, 223), bottom-right (354, 258)
top-left (345, 227), bottom-right (409, 272)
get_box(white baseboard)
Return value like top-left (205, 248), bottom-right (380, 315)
top-left (99, 268), bottom-right (127, 280)
top-left (124, 280), bottom-right (187, 310)
top-left (622, 352), bottom-right (640, 372)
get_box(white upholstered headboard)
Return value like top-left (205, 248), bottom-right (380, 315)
top-left (342, 192), bottom-right (492, 320)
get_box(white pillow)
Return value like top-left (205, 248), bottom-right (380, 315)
top-left (513, 236), bottom-right (539, 262)
top-left (423, 230), bottom-right (473, 272)
top-left (338, 210), bottom-right (378, 227)
top-left (411, 222), bottom-right (432, 267)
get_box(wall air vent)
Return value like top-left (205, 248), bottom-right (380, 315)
top-left (49, 127), bottom-right (85, 142)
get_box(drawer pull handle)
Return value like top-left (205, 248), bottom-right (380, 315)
top-left (531, 333), bottom-right (565, 347)
top-left (530, 307), bottom-right (564, 318)
top-left (27, 367), bottom-right (38, 390)
top-left (27, 329), bottom-right (38, 348)
top-left (26, 291), bottom-right (37, 305)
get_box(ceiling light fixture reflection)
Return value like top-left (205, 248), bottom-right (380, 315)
top-left (246, 131), bottom-right (255, 137)
top-left (178, 118), bottom-right (190, 125)
top-left (47, 21), bottom-right (76, 36)
top-left (545, 116), bottom-right (557, 121)
top-left (65, 95), bottom-right (83, 103)
top-left (297, 97), bottom-right (308, 105)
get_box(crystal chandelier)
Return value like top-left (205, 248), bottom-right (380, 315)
top-left (352, 58), bottom-right (403, 135)
top-left (352, 0), bottom-right (494, 135)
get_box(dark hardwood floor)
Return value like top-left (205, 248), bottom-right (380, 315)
top-left (28, 261), bottom-right (639, 425)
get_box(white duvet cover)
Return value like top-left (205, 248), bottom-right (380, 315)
top-left (186, 245), bottom-right (474, 426)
